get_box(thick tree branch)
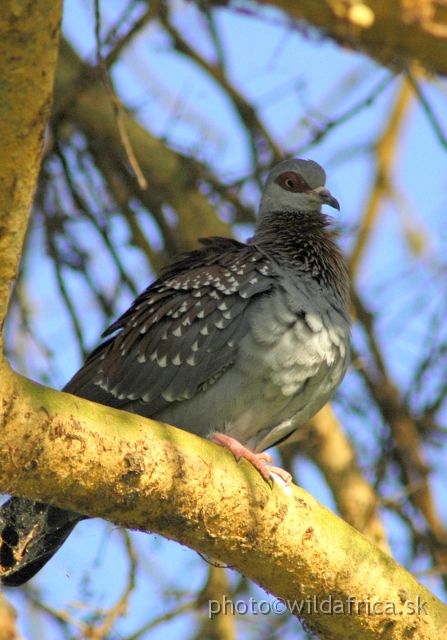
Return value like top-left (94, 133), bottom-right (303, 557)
top-left (252, 0), bottom-right (447, 77)
top-left (0, 359), bottom-right (446, 639)
top-left (283, 405), bottom-right (390, 554)
top-left (0, 0), bottom-right (63, 343)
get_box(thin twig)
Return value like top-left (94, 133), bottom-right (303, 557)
top-left (83, 530), bottom-right (137, 639)
top-left (94, 0), bottom-right (148, 190)
top-left (296, 72), bottom-right (396, 154)
top-left (405, 67), bottom-right (447, 151)
top-left (159, 4), bottom-right (282, 172)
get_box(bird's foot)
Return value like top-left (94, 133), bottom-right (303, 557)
top-left (210, 433), bottom-right (292, 486)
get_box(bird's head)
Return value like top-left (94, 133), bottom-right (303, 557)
top-left (259, 158), bottom-right (340, 216)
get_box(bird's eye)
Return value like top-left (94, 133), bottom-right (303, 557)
top-left (274, 171), bottom-right (308, 192)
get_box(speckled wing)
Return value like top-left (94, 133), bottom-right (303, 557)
top-left (64, 238), bottom-right (277, 417)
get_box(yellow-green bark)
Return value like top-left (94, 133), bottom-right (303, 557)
top-left (0, 360), bottom-right (446, 639)
top-left (0, 0), bottom-right (63, 336)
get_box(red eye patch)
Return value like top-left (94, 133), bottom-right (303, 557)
top-left (274, 171), bottom-right (311, 193)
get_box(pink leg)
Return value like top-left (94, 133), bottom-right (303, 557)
top-left (211, 433), bottom-right (292, 485)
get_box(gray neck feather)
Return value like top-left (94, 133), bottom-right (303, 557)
top-left (250, 209), bottom-right (350, 307)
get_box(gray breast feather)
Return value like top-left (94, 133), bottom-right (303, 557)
top-left (64, 242), bottom-right (350, 454)
top-left (154, 282), bottom-right (349, 449)
top-left (243, 286), bottom-right (349, 386)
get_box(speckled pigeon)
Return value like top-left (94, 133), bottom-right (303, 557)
top-left (0, 158), bottom-right (351, 586)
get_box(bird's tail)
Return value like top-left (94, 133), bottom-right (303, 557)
top-left (0, 497), bottom-right (85, 587)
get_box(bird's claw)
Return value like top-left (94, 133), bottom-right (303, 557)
top-left (210, 433), bottom-right (292, 490)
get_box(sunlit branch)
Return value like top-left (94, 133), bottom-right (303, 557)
top-left (282, 404), bottom-right (390, 553)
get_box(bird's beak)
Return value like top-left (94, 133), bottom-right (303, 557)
top-left (313, 186), bottom-right (340, 211)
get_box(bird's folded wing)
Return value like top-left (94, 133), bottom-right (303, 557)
top-left (64, 239), bottom-right (277, 415)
